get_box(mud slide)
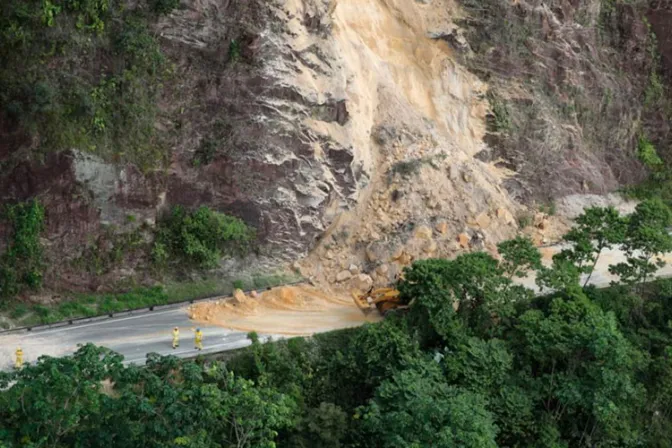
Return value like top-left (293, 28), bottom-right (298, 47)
top-left (188, 285), bottom-right (380, 336)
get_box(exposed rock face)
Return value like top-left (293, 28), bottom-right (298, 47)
top-left (157, 0), bottom-right (361, 258)
top-left (458, 0), bottom-right (658, 202)
top-left (0, 0), bottom-right (667, 294)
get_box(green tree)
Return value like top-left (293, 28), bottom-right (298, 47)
top-left (511, 290), bottom-right (646, 445)
top-left (497, 235), bottom-right (542, 280)
top-left (536, 258), bottom-right (582, 294)
top-left (609, 199), bottom-right (672, 286)
top-left (0, 344), bottom-right (123, 447)
top-left (400, 253), bottom-right (532, 340)
top-left (359, 360), bottom-right (498, 448)
top-left (288, 402), bottom-right (348, 448)
top-left (557, 207), bottom-right (627, 287)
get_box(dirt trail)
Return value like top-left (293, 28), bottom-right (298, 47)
top-left (188, 285), bottom-right (380, 336)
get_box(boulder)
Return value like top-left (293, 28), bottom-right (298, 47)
top-left (349, 264), bottom-right (360, 275)
top-left (476, 212), bottom-right (491, 229)
top-left (366, 244), bottom-right (378, 262)
top-left (232, 289), bottom-right (247, 305)
top-left (435, 221), bottom-right (449, 234)
top-left (398, 252), bottom-right (413, 265)
top-left (423, 239), bottom-right (438, 253)
top-left (376, 264), bottom-right (389, 275)
top-left (414, 225), bottom-right (433, 240)
top-left (458, 233), bottom-right (470, 249)
top-left (353, 274), bottom-right (374, 291)
top-left (496, 208), bottom-right (515, 225)
top-left (336, 270), bottom-right (352, 282)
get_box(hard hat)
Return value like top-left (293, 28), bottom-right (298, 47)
top-left (196, 328), bottom-right (201, 331)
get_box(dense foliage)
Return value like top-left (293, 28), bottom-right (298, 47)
top-left (0, 200), bottom-right (45, 298)
top-left (2, 200), bottom-right (672, 447)
top-left (0, 0), bottom-right (176, 169)
top-left (152, 206), bottom-right (256, 270)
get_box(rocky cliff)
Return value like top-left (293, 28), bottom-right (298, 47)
top-left (0, 0), bottom-right (670, 294)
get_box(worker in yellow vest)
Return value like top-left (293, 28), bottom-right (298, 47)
top-left (194, 328), bottom-right (203, 351)
top-left (15, 347), bottom-right (23, 369)
top-left (172, 327), bottom-right (180, 349)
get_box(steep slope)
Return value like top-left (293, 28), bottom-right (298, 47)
top-left (0, 0), bottom-right (668, 296)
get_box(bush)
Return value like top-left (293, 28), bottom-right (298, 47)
top-left (154, 206), bottom-right (255, 270)
top-left (0, 200), bottom-right (45, 298)
top-left (638, 135), bottom-right (663, 170)
top-left (193, 138), bottom-right (218, 166)
top-left (150, 0), bottom-right (180, 15)
top-left (229, 39), bottom-right (242, 63)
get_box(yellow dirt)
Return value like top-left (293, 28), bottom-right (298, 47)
top-left (188, 285), bottom-right (381, 336)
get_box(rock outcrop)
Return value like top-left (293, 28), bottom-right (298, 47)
top-left (0, 0), bottom-right (667, 293)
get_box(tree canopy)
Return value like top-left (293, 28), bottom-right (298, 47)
top-left (2, 201), bottom-right (672, 447)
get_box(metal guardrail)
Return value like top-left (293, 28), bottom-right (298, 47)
top-left (0, 280), bottom-right (306, 336)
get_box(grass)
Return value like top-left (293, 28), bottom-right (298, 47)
top-left (517, 213), bottom-right (533, 228)
top-left (389, 154), bottom-right (447, 179)
top-left (487, 91), bottom-right (512, 134)
top-left (0, 272), bottom-right (302, 329)
top-left (538, 202), bottom-right (557, 216)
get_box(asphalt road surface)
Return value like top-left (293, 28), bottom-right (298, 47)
top-left (0, 306), bottom-right (266, 370)
top-left (2, 244), bottom-right (672, 371)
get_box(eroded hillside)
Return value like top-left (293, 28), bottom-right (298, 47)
top-left (0, 0), bottom-right (670, 297)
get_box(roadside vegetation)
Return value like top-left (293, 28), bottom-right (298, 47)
top-left (0, 272), bottom-right (298, 328)
top-left (152, 206), bottom-right (256, 270)
top-left (0, 200), bottom-right (45, 299)
top-left (0, 201), bottom-right (269, 328)
top-left (2, 201), bottom-right (672, 447)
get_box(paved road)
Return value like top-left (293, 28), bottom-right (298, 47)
top-left (518, 245), bottom-right (672, 292)
top-left (0, 306), bottom-right (267, 370)
top-left (2, 244), bottom-right (672, 371)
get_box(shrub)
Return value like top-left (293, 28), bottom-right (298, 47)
top-left (517, 213), bottom-right (533, 228)
top-left (0, 200), bottom-right (45, 298)
top-left (193, 138), bottom-right (218, 166)
top-left (229, 39), bottom-right (242, 63)
top-left (150, 0), bottom-right (180, 15)
top-left (637, 135), bottom-right (663, 170)
top-left (154, 206), bottom-right (255, 270)
top-left (487, 91), bottom-right (512, 133)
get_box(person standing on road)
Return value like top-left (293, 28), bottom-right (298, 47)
top-left (194, 328), bottom-right (203, 351)
top-left (172, 327), bottom-right (180, 349)
top-left (15, 347), bottom-right (23, 369)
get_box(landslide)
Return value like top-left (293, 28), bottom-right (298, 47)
top-left (188, 285), bottom-right (380, 335)
top-left (0, 0), bottom-right (670, 305)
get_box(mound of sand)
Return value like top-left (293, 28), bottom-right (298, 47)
top-left (188, 285), bottom-right (380, 336)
